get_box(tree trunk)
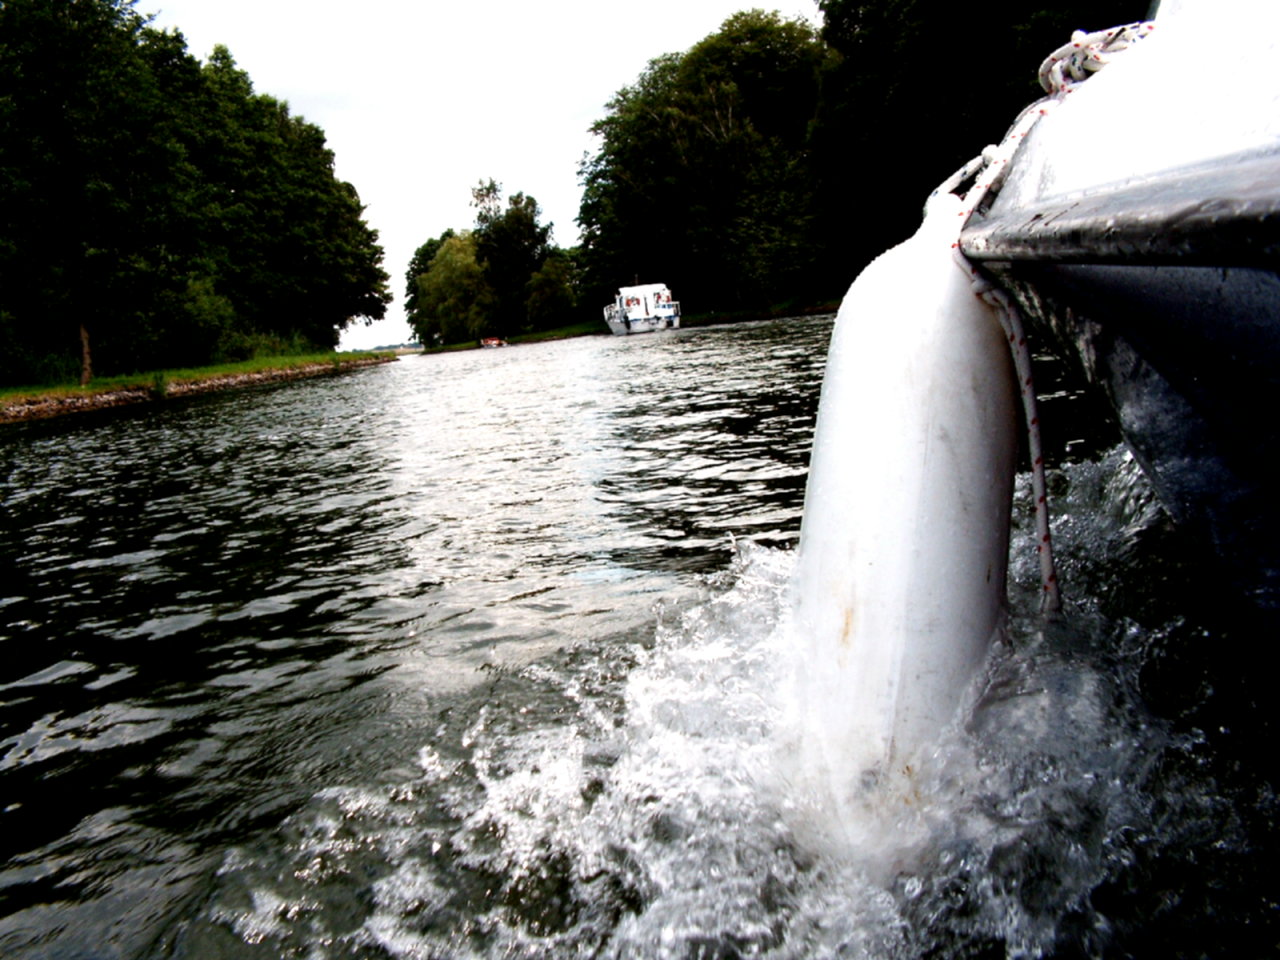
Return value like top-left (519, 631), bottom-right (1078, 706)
top-left (79, 323), bottom-right (92, 386)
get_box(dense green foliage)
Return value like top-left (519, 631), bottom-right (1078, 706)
top-left (404, 229), bottom-right (455, 327)
top-left (405, 181), bottom-right (577, 345)
top-left (579, 10), bottom-right (828, 315)
top-left (0, 0), bottom-right (390, 387)
top-left (411, 232), bottom-right (491, 345)
top-left (471, 181), bottom-right (554, 337)
top-left (576, 2), bottom-right (1149, 315)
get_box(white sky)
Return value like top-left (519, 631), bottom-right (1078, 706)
top-left (144, 0), bottom-right (821, 349)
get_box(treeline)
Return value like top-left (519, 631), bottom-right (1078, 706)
top-left (574, 1), bottom-right (1150, 320)
top-left (0, 0), bottom-right (391, 387)
top-left (405, 181), bottom-right (577, 345)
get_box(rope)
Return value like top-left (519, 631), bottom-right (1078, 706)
top-left (935, 19), bottom-right (1154, 615)
top-left (1038, 22), bottom-right (1156, 95)
top-left (945, 20), bottom-right (1156, 224)
top-left (967, 265), bottom-right (1061, 614)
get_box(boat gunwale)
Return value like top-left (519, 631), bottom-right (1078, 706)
top-left (960, 149), bottom-right (1280, 268)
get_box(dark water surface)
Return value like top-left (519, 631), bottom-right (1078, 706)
top-left (0, 321), bottom-right (824, 956)
top-left (1, 318), bottom-right (1275, 958)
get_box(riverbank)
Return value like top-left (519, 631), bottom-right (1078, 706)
top-left (0, 353), bottom-right (395, 425)
top-left (420, 305), bottom-right (843, 354)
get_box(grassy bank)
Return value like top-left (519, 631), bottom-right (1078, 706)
top-left (1, 351), bottom-right (395, 424)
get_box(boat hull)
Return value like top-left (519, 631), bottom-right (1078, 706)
top-left (963, 251), bottom-right (1280, 617)
top-left (957, 0), bottom-right (1280, 618)
top-left (604, 316), bottom-right (680, 335)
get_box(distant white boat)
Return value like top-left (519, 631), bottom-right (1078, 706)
top-left (603, 283), bottom-right (680, 335)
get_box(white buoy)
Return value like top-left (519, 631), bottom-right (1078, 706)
top-left (787, 192), bottom-right (1017, 807)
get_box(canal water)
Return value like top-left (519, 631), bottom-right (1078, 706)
top-left (1, 317), bottom-right (1274, 958)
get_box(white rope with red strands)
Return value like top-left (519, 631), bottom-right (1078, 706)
top-left (1039, 22), bottom-right (1156, 95)
top-left (934, 20), bottom-right (1154, 615)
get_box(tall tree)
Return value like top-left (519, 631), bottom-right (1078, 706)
top-left (0, 0), bottom-right (390, 386)
top-left (525, 248), bottom-right (580, 332)
top-left (406, 184), bottom-right (573, 344)
top-left (404, 228), bottom-right (456, 335)
top-left (577, 4), bottom-right (1151, 316)
top-left (577, 11), bottom-right (828, 315)
top-left (194, 47), bottom-right (390, 353)
top-left (0, 0), bottom-right (184, 382)
top-left (471, 180), bottom-right (553, 337)
top-left (409, 231), bottom-right (491, 345)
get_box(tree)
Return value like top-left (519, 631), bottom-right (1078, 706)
top-left (195, 47), bottom-right (390, 352)
top-left (471, 180), bottom-right (553, 337)
top-left (0, 0), bottom-right (184, 382)
top-left (577, 4), bottom-right (1151, 316)
top-left (525, 248), bottom-right (579, 332)
top-left (808, 0), bottom-right (1152, 285)
top-left (410, 232), bottom-right (491, 345)
top-left (0, 1), bottom-right (390, 386)
top-left (577, 11), bottom-right (829, 315)
top-left (406, 183), bottom-right (573, 343)
top-left (405, 228), bottom-right (456, 332)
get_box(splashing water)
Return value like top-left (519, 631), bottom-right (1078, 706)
top-left (173, 448), bottom-right (1215, 960)
top-left (4, 323), bottom-right (1269, 957)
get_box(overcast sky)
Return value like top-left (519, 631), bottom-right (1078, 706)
top-left (144, 0), bottom-right (821, 348)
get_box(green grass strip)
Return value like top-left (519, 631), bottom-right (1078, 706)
top-left (0, 351), bottom-right (394, 405)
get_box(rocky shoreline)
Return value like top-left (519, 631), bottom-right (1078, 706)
top-left (0, 355), bottom-right (395, 425)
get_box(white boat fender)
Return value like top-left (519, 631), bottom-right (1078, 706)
top-left (785, 17), bottom-right (1157, 815)
top-left (788, 189), bottom-right (1018, 786)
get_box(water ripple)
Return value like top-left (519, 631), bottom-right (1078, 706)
top-left (0, 318), bottom-right (832, 954)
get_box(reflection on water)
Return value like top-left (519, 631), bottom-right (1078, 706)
top-left (0, 319), bottom-right (829, 956)
top-left (1, 316), bottom-right (1275, 958)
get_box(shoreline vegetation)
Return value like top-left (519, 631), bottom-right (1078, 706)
top-left (1, 0), bottom-right (392, 391)
top-left (2, 302), bottom-right (843, 424)
top-left (0, 353), bottom-right (396, 425)
top-left (421, 303), bottom-right (842, 353)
